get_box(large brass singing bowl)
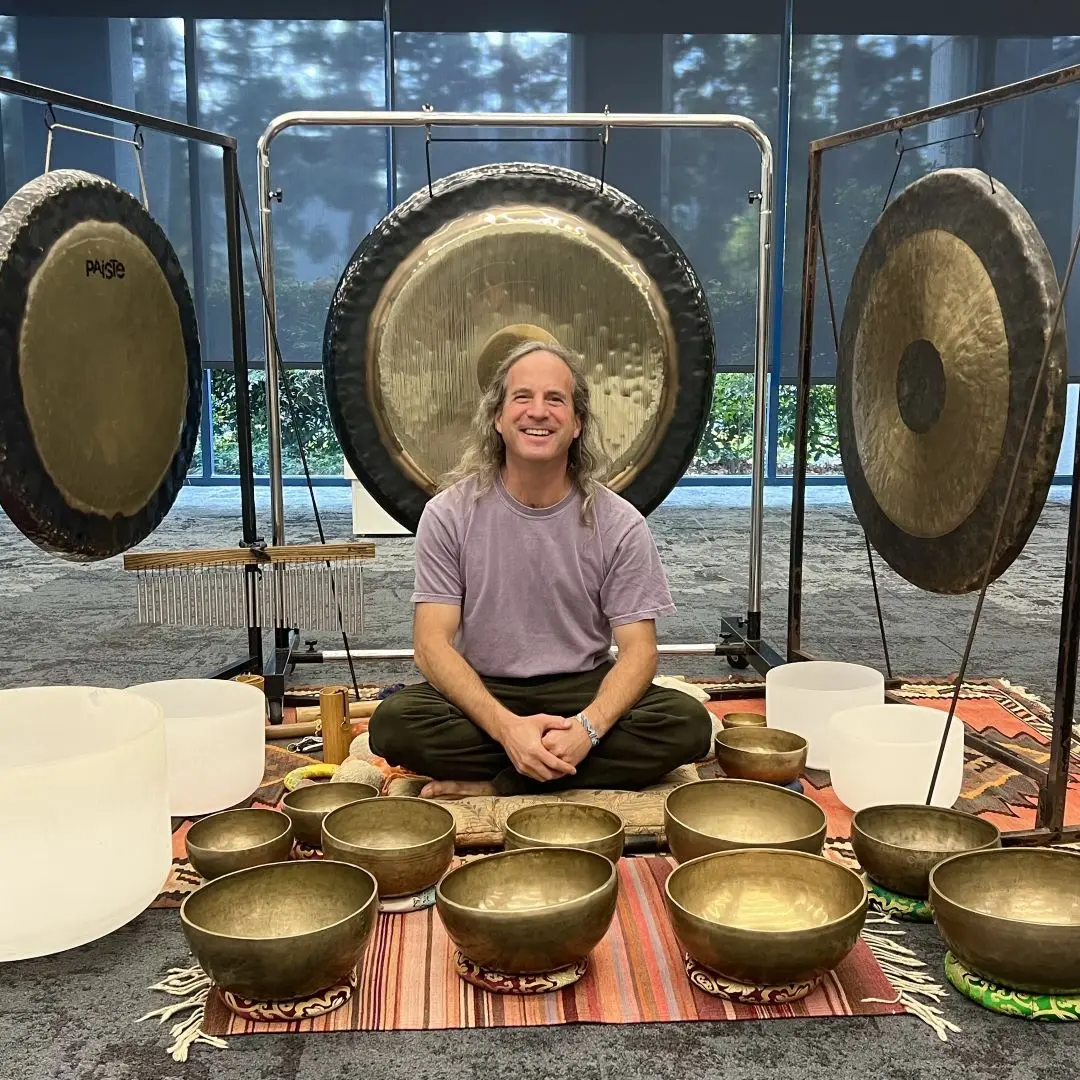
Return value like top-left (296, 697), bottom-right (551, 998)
top-left (503, 803), bottom-right (625, 864)
top-left (929, 848), bottom-right (1080, 994)
top-left (185, 807), bottom-right (294, 880)
top-left (665, 849), bottom-right (868, 986)
top-left (664, 779), bottom-right (827, 862)
top-left (180, 860), bottom-right (379, 1001)
top-left (852, 804), bottom-right (1001, 899)
top-left (436, 847), bottom-right (618, 974)
top-left (714, 727), bottom-right (808, 785)
top-left (321, 796), bottom-right (455, 897)
top-left (281, 782), bottom-right (380, 848)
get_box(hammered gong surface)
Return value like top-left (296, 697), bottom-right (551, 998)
top-left (323, 163), bottom-right (715, 532)
top-left (838, 168), bottom-right (1067, 594)
top-left (0, 169), bottom-right (201, 560)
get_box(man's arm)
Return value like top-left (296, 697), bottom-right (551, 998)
top-left (581, 618), bottom-right (659, 736)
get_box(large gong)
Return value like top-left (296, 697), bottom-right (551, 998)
top-left (0, 169), bottom-right (201, 560)
top-left (323, 162), bottom-right (716, 532)
top-left (837, 167), bottom-right (1067, 595)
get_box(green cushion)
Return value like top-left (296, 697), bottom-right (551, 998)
top-left (945, 952), bottom-right (1080, 1021)
top-left (868, 880), bottom-right (934, 922)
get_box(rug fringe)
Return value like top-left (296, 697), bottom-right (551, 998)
top-left (136, 964), bottom-right (228, 1062)
top-left (861, 911), bottom-right (961, 1042)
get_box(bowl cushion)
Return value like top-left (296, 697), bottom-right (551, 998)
top-left (685, 955), bottom-right (822, 1003)
top-left (221, 969), bottom-right (357, 1020)
top-left (945, 952), bottom-right (1080, 1021)
top-left (454, 950), bottom-right (588, 994)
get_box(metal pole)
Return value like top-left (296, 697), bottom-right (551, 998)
top-left (307, 642), bottom-right (728, 664)
top-left (382, 0), bottom-right (396, 212)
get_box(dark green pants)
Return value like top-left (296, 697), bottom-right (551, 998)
top-left (367, 661), bottom-right (714, 795)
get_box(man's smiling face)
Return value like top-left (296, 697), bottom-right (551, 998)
top-left (494, 350), bottom-right (582, 467)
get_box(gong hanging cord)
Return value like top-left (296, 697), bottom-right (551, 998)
top-left (816, 217), bottom-right (893, 681)
top-left (235, 177), bottom-right (364, 707)
top-left (924, 211), bottom-right (1080, 807)
top-left (882, 109), bottom-right (987, 210)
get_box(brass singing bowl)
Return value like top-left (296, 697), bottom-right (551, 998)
top-left (503, 803), bottom-right (625, 864)
top-left (281, 782), bottom-right (380, 847)
top-left (721, 711), bottom-right (767, 730)
top-left (852, 804), bottom-right (1001, 899)
top-left (436, 847), bottom-right (618, 974)
top-left (664, 779), bottom-right (827, 862)
top-left (714, 727), bottom-right (808, 785)
top-left (180, 859), bottom-right (379, 1001)
top-left (929, 847), bottom-right (1080, 994)
top-left (321, 796), bottom-right (455, 897)
top-left (665, 849), bottom-right (868, 986)
top-left (185, 807), bottom-right (294, 880)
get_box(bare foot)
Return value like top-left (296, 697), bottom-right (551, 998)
top-left (419, 779), bottom-right (496, 800)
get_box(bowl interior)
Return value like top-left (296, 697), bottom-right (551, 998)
top-left (285, 782), bottom-right (379, 814)
top-left (722, 712), bottom-right (766, 727)
top-left (324, 797), bottom-right (453, 850)
top-left (668, 851), bottom-right (864, 932)
top-left (183, 861), bottom-right (375, 938)
top-left (933, 849), bottom-right (1080, 926)
top-left (855, 805), bottom-right (998, 854)
top-left (667, 780), bottom-right (824, 845)
top-left (715, 727), bottom-right (807, 755)
top-left (440, 849), bottom-right (612, 912)
top-left (187, 808), bottom-right (290, 852)
top-left (506, 803), bottom-right (621, 845)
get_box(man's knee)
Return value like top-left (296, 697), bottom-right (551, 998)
top-left (654, 690), bottom-right (715, 761)
top-left (366, 687), bottom-right (415, 762)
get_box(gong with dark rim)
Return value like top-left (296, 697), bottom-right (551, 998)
top-left (323, 162), bottom-right (716, 532)
top-left (0, 169), bottom-right (202, 561)
top-left (837, 167), bottom-right (1067, 595)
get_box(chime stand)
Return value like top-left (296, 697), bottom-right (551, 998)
top-left (255, 107), bottom-right (781, 689)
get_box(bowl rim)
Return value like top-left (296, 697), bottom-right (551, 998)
top-left (664, 777), bottom-right (827, 845)
top-left (435, 846), bottom-right (617, 915)
top-left (186, 806), bottom-right (294, 853)
top-left (322, 794), bottom-right (456, 853)
top-left (851, 803), bottom-right (1001, 853)
top-left (282, 781), bottom-right (381, 812)
top-left (664, 847), bottom-right (868, 933)
top-left (720, 711), bottom-right (767, 724)
top-left (180, 859), bottom-right (379, 942)
top-left (828, 703), bottom-right (962, 749)
top-left (503, 802), bottom-right (625, 845)
top-left (929, 847), bottom-right (1080, 931)
top-left (713, 727), bottom-right (808, 753)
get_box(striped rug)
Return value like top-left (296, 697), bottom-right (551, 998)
top-left (200, 854), bottom-right (904, 1036)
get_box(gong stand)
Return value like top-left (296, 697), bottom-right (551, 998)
top-left (788, 62), bottom-right (1080, 847)
top-left (255, 108), bottom-right (784, 689)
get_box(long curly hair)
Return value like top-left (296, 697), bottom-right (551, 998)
top-left (440, 339), bottom-right (607, 522)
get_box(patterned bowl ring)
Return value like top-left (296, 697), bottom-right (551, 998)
top-left (684, 955), bottom-right (823, 1003)
top-left (866, 879), bottom-right (934, 923)
top-left (454, 950), bottom-right (589, 994)
top-left (221, 968), bottom-right (358, 1021)
top-left (945, 952), bottom-right (1080, 1022)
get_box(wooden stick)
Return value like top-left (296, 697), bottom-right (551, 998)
top-left (320, 686), bottom-right (353, 766)
top-left (266, 721), bottom-right (320, 740)
top-left (122, 542), bottom-right (376, 571)
top-left (293, 698), bottom-right (381, 724)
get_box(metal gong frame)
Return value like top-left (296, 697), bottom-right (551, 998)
top-left (788, 63), bottom-right (1080, 847)
top-left (255, 108), bottom-right (783, 685)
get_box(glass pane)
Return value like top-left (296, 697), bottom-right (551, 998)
top-left (0, 16), bottom-right (24, 199)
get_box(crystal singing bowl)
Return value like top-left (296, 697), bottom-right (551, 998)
top-left (664, 779), bottom-right (827, 862)
top-left (665, 849), bottom-right (868, 986)
top-left (713, 727), bottom-right (808, 785)
top-left (503, 803), bottom-right (625, 863)
top-left (436, 847), bottom-right (619, 974)
top-left (281, 782), bottom-right (380, 848)
top-left (180, 860), bottom-right (379, 1001)
top-left (929, 848), bottom-right (1080, 994)
top-left (851, 804), bottom-right (1001, 899)
top-left (321, 796), bottom-right (456, 896)
top-left (185, 807), bottom-right (295, 880)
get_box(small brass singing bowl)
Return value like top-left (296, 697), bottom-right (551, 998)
top-left (665, 848), bottom-right (868, 987)
top-left (436, 847), bottom-right (619, 975)
top-left (664, 778), bottom-right (826, 863)
top-left (321, 796), bottom-right (456, 897)
top-left (929, 847), bottom-right (1080, 994)
top-left (714, 727), bottom-right (808, 785)
top-left (721, 711), bottom-right (767, 730)
top-left (503, 803), bottom-right (625, 864)
top-left (180, 859), bottom-right (379, 1002)
top-left (185, 807), bottom-right (294, 880)
top-left (851, 804), bottom-right (1001, 899)
top-left (281, 782), bottom-right (380, 848)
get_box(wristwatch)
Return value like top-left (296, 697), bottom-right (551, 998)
top-left (575, 711), bottom-right (601, 747)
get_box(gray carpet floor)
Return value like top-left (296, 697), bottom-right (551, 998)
top-left (2, 480), bottom-right (1078, 1079)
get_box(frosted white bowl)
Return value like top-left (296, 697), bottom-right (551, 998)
top-left (0, 686), bottom-right (172, 961)
top-left (127, 679), bottom-right (266, 817)
top-left (829, 703), bottom-right (964, 812)
top-left (765, 661), bottom-right (884, 770)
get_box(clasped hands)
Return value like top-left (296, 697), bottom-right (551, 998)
top-left (498, 712), bottom-right (594, 783)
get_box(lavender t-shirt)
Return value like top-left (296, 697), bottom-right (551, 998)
top-left (411, 473), bottom-right (677, 678)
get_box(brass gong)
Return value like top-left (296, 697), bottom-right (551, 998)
top-left (323, 162), bottom-right (715, 532)
top-left (0, 169), bottom-right (201, 560)
top-left (837, 167), bottom-right (1067, 594)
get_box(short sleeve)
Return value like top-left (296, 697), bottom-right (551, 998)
top-left (411, 500), bottom-right (464, 605)
top-left (600, 518), bottom-right (677, 627)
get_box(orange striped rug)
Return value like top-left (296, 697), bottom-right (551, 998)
top-left (199, 854), bottom-right (904, 1036)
